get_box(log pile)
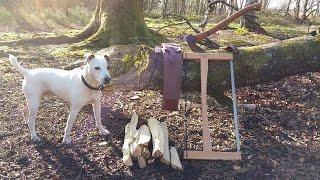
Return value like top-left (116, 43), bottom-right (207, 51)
top-left (122, 113), bottom-right (183, 170)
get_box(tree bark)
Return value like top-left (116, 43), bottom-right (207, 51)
top-left (285, 0), bottom-right (292, 16)
top-left (0, 0), bottom-right (150, 47)
top-left (180, 0), bottom-right (186, 15)
top-left (199, 1), bottom-right (266, 34)
top-left (87, 0), bottom-right (150, 46)
top-left (301, 0), bottom-right (309, 20)
top-left (243, 0), bottom-right (267, 34)
top-left (162, 0), bottom-right (169, 18)
top-left (294, 0), bottom-right (301, 21)
top-left (107, 36), bottom-right (320, 105)
top-left (182, 36), bottom-right (320, 95)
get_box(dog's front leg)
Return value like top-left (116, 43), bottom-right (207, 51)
top-left (62, 106), bottom-right (81, 144)
top-left (93, 101), bottom-right (110, 135)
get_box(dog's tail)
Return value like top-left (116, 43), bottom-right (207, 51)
top-left (9, 54), bottom-right (29, 76)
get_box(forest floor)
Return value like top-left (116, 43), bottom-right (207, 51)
top-left (0, 13), bottom-right (320, 179)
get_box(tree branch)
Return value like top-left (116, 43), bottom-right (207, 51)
top-left (156, 21), bottom-right (187, 33)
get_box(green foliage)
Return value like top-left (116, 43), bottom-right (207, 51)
top-left (145, 12), bottom-right (162, 19)
top-left (235, 27), bottom-right (249, 35)
top-left (0, 7), bottom-right (11, 26)
top-left (259, 13), bottom-right (296, 27)
top-left (0, 6), bottom-right (92, 32)
top-left (67, 6), bottom-right (92, 26)
top-left (264, 24), bottom-right (308, 38)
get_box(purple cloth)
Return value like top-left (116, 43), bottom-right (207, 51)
top-left (162, 43), bottom-right (183, 100)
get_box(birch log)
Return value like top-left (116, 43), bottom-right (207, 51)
top-left (137, 125), bottom-right (151, 147)
top-left (137, 156), bottom-right (147, 168)
top-left (142, 147), bottom-right (151, 159)
top-left (160, 121), bottom-right (170, 165)
top-left (122, 124), bottom-right (133, 166)
top-left (129, 113), bottom-right (141, 157)
top-left (130, 128), bottom-right (143, 157)
top-left (170, 146), bottom-right (183, 170)
top-left (129, 112), bottom-right (139, 141)
top-left (148, 118), bottom-right (164, 157)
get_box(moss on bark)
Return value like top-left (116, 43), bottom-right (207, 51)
top-left (176, 36), bottom-right (320, 96)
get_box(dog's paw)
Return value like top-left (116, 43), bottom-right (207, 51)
top-left (31, 135), bottom-right (41, 142)
top-left (99, 128), bottom-right (110, 136)
top-left (62, 136), bottom-right (72, 144)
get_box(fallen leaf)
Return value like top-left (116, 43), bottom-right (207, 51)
top-left (130, 95), bottom-right (140, 100)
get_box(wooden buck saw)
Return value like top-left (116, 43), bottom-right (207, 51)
top-left (182, 52), bottom-right (241, 160)
top-left (182, 2), bottom-right (262, 160)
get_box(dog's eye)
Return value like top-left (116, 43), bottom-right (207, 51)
top-left (95, 67), bottom-right (101, 70)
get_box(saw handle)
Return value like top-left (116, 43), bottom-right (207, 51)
top-left (186, 2), bottom-right (262, 52)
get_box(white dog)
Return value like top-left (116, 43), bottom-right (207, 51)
top-left (9, 54), bottom-right (112, 144)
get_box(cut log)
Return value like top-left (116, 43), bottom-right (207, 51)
top-left (122, 124), bottom-right (133, 166)
top-left (129, 112), bottom-right (139, 142)
top-left (142, 147), bottom-right (151, 159)
top-left (128, 112), bottom-right (141, 157)
top-left (137, 125), bottom-right (151, 147)
top-left (130, 137), bottom-right (143, 157)
top-left (170, 146), bottom-right (183, 171)
top-left (148, 118), bottom-right (164, 157)
top-left (137, 156), bottom-right (147, 169)
top-left (147, 158), bottom-right (155, 164)
top-left (160, 121), bottom-right (170, 166)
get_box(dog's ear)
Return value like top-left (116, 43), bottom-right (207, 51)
top-left (84, 54), bottom-right (95, 64)
top-left (104, 55), bottom-right (111, 65)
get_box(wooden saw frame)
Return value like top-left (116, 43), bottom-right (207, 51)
top-left (182, 2), bottom-right (262, 161)
top-left (183, 52), bottom-right (241, 160)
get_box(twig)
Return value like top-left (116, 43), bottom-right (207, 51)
top-left (209, 0), bottom-right (239, 11)
top-left (164, 14), bottom-right (200, 33)
top-left (164, 14), bottom-right (220, 49)
top-left (199, 0), bottom-right (258, 29)
top-left (156, 21), bottom-right (187, 33)
top-left (0, 174), bottom-right (10, 179)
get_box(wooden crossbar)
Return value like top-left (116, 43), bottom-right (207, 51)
top-left (183, 151), bottom-right (241, 160)
top-left (183, 52), bottom-right (233, 61)
top-left (182, 52), bottom-right (241, 161)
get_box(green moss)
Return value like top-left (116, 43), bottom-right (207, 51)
top-left (51, 47), bottom-right (88, 58)
top-left (122, 54), bottom-right (135, 72)
top-left (120, 45), bottom-right (151, 74)
top-left (235, 27), bottom-right (249, 35)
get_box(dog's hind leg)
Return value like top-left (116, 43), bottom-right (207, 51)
top-left (22, 105), bottom-right (29, 125)
top-left (62, 105), bottom-right (81, 144)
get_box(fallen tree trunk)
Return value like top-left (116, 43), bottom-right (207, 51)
top-left (102, 36), bottom-right (320, 104)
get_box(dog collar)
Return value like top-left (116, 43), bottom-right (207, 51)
top-left (81, 75), bottom-right (105, 91)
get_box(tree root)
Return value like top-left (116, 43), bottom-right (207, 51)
top-left (0, 0), bottom-right (102, 47)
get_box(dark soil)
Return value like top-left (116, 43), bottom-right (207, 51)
top-left (0, 49), bottom-right (319, 179)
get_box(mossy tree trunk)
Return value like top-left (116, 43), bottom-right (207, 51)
top-left (86, 0), bottom-right (150, 47)
top-left (0, 0), bottom-right (150, 47)
top-left (129, 36), bottom-right (319, 105)
top-left (242, 0), bottom-right (267, 34)
top-left (181, 36), bottom-right (320, 93)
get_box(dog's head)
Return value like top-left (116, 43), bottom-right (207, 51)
top-left (83, 54), bottom-right (112, 85)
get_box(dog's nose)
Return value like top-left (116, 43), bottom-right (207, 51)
top-left (104, 76), bottom-right (111, 84)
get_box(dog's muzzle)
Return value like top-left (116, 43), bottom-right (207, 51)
top-left (104, 76), bottom-right (111, 84)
